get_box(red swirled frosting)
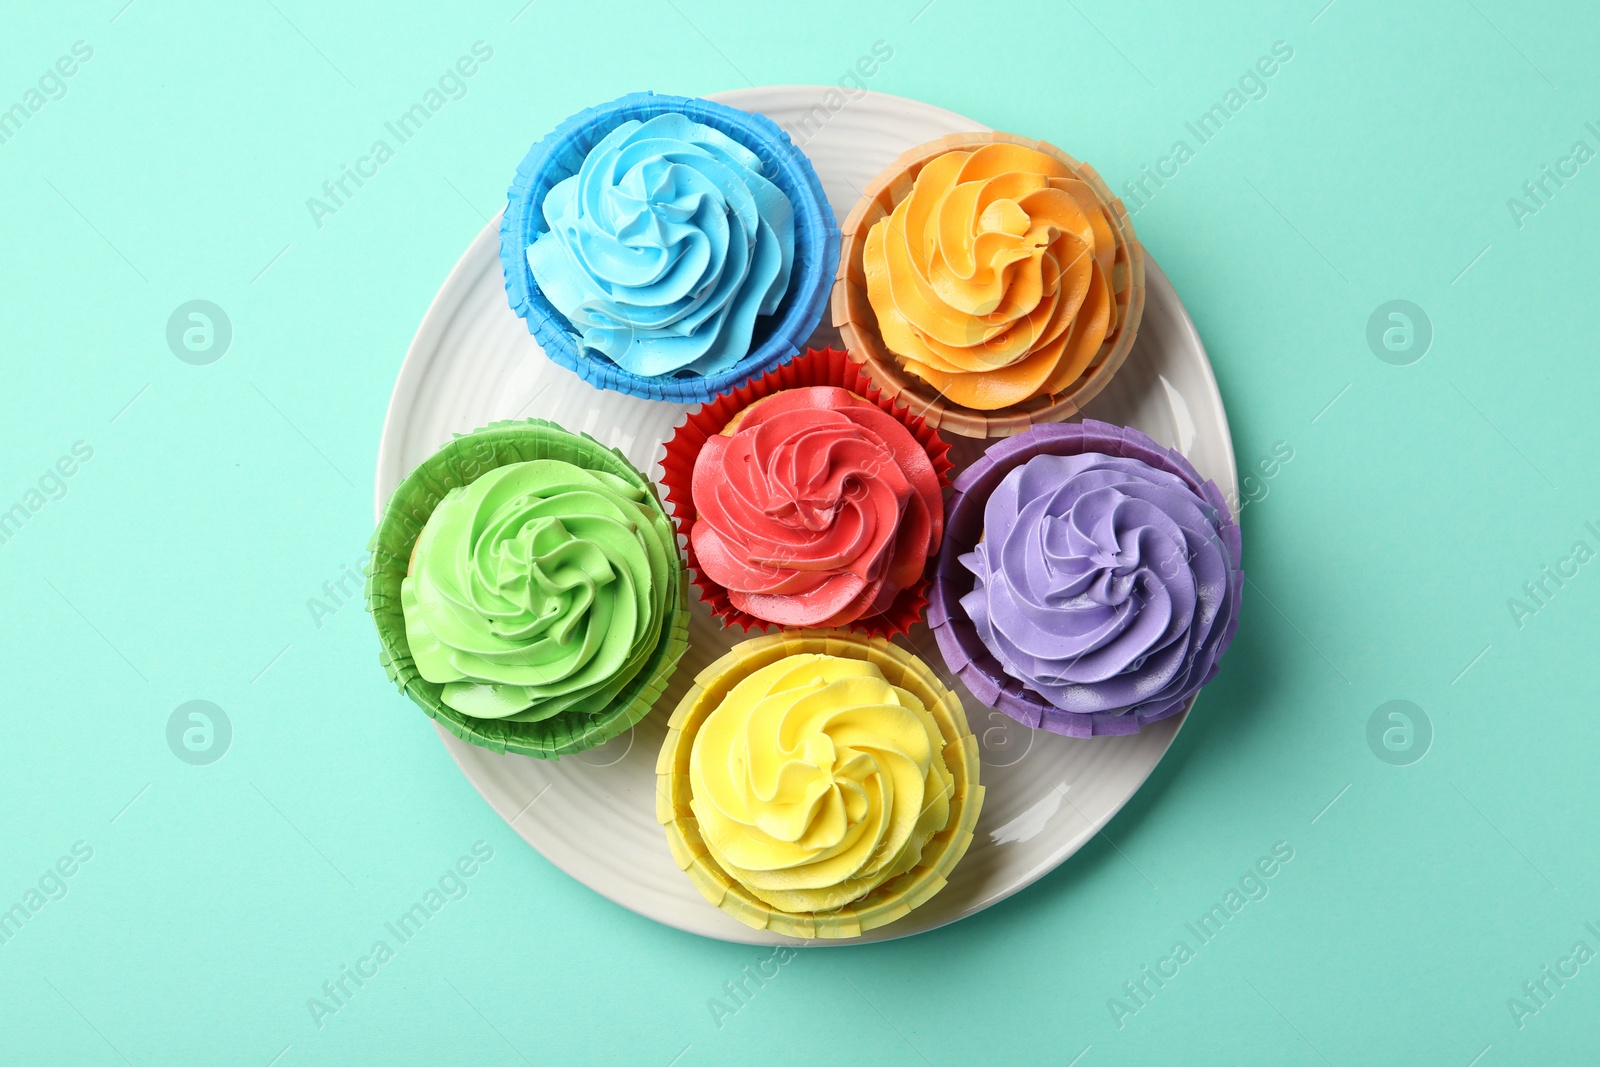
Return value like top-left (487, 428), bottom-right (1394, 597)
top-left (689, 387), bottom-right (943, 628)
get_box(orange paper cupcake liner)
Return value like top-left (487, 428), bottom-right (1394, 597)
top-left (831, 131), bottom-right (1146, 440)
top-left (655, 630), bottom-right (983, 939)
top-left (659, 346), bottom-right (953, 639)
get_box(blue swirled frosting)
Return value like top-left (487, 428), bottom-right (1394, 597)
top-left (525, 113), bottom-right (796, 379)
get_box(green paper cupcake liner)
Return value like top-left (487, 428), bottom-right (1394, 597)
top-left (365, 419), bottom-right (689, 759)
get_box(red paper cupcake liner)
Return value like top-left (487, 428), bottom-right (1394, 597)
top-left (660, 346), bottom-right (954, 638)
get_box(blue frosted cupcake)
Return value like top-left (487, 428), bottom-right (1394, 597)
top-left (501, 92), bottom-right (839, 403)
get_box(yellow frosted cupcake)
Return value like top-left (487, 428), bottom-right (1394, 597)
top-left (656, 630), bottom-right (982, 938)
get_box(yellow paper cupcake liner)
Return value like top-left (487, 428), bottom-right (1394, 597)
top-left (656, 629), bottom-right (983, 939)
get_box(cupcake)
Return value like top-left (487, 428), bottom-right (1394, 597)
top-left (365, 420), bottom-right (689, 758)
top-left (659, 346), bottom-right (952, 637)
top-left (501, 92), bottom-right (839, 404)
top-left (930, 421), bottom-right (1242, 737)
top-left (833, 132), bottom-right (1144, 438)
top-left (657, 630), bottom-right (982, 938)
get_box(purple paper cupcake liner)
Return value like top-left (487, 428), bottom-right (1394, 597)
top-left (500, 91), bottom-right (839, 405)
top-left (929, 419), bottom-right (1244, 738)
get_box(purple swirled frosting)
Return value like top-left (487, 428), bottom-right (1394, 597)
top-left (930, 421), bottom-right (1242, 737)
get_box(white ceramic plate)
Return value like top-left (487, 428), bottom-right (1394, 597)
top-left (375, 87), bottom-right (1237, 945)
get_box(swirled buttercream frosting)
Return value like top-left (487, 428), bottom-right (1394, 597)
top-left (689, 387), bottom-right (942, 628)
top-left (525, 112), bottom-right (796, 378)
top-left (401, 459), bottom-right (676, 721)
top-left (687, 653), bottom-right (955, 913)
top-left (959, 451), bottom-right (1239, 720)
top-left (863, 143), bottom-right (1121, 410)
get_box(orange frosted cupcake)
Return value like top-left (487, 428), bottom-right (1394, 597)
top-left (833, 132), bottom-right (1144, 438)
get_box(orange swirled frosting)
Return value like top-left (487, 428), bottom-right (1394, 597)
top-left (862, 143), bottom-right (1120, 411)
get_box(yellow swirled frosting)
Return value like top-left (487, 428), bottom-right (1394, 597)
top-left (687, 653), bottom-right (955, 913)
top-left (862, 143), bottom-right (1120, 410)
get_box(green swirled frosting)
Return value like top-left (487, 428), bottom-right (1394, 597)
top-left (400, 458), bottom-right (676, 722)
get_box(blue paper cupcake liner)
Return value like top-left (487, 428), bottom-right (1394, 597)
top-left (500, 92), bottom-right (840, 405)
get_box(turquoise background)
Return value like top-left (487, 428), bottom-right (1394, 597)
top-left (2, 0), bottom-right (1596, 1063)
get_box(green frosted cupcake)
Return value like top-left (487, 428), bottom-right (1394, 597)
top-left (365, 419), bottom-right (688, 758)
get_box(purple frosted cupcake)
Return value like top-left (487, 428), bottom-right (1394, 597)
top-left (929, 420), bottom-right (1242, 737)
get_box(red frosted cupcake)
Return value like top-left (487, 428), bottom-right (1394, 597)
top-left (660, 347), bottom-right (952, 636)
